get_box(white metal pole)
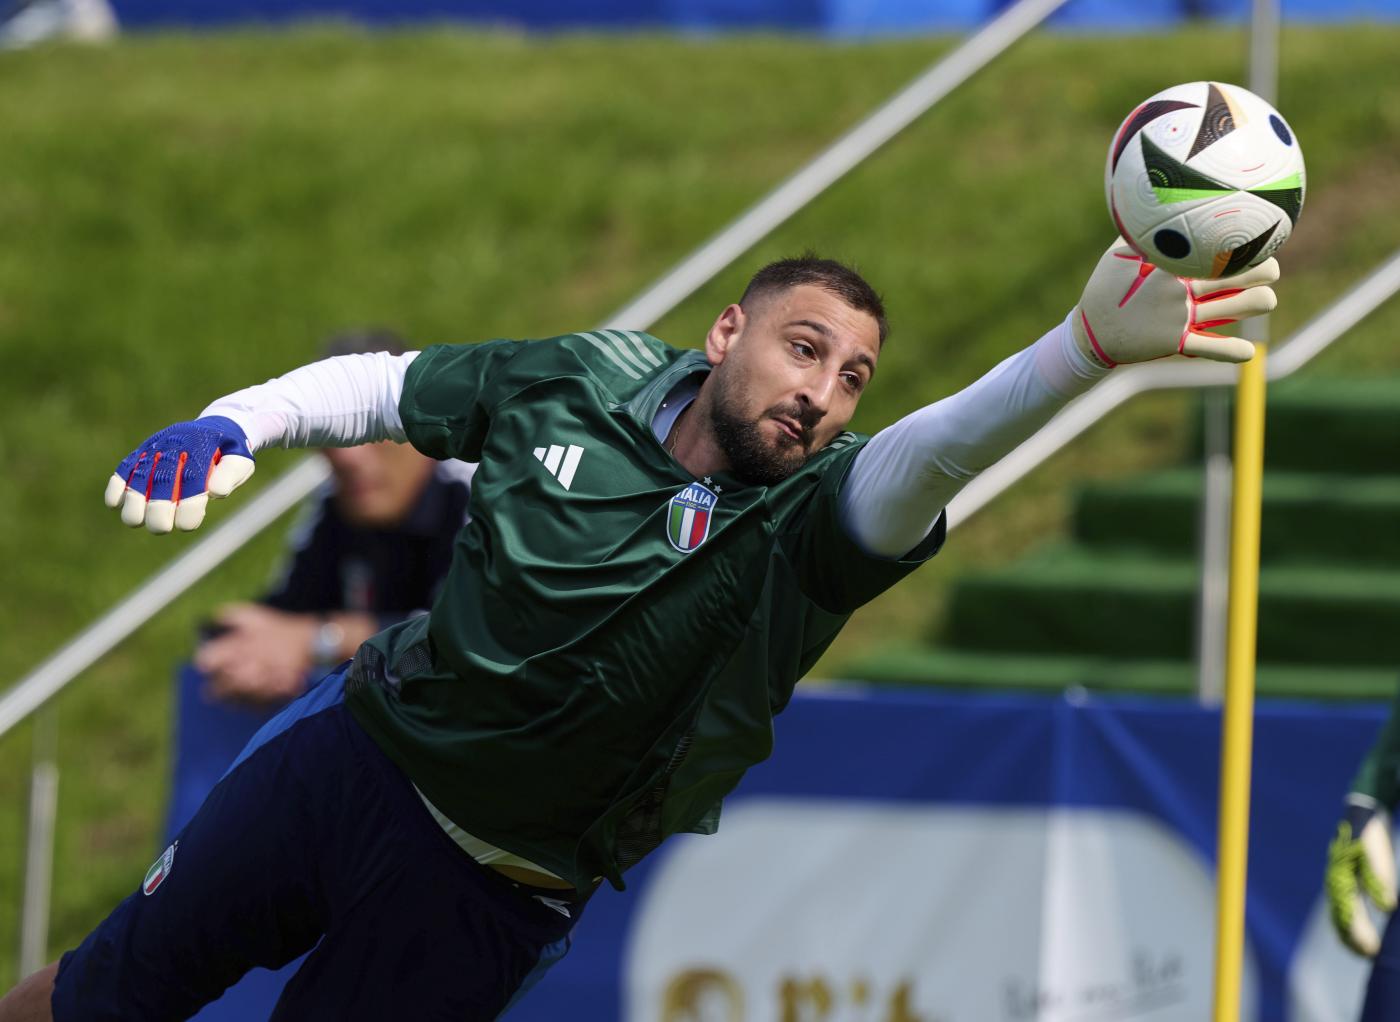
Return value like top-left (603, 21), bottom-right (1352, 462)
top-left (1250, 0), bottom-right (1280, 106)
top-left (1268, 249), bottom-right (1400, 378)
top-left (1210, 0), bottom-right (1281, 971)
top-left (18, 709), bottom-right (59, 978)
top-left (1195, 0), bottom-right (1281, 706)
top-left (1196, 392), bottom-right (1232, 704)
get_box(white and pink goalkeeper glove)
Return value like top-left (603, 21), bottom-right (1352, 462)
top-left (1072, 239), bottom-right (1279, 368)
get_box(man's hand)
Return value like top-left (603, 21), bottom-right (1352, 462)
top-left (1326, 795), bottom-right (1398, 957)
top-left (1072, 239), bottom-right (1279, 369)
top-left (194, 603), bottom-right (317, 707)
top-left (104, 415), bottom-right (256, 534)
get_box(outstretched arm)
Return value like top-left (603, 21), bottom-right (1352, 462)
top-left (104, 350), bottom-right (417, 533)
top-left (840, 240), bottom-right (1279, 558)
top-left (840, 314), bottom-right (1100, 557)
top-left (202, 349), bottom-right (418, 451)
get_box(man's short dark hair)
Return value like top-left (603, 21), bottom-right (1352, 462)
top-left (739, 254), bottom-right (888, 346)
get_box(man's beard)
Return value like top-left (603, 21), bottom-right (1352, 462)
top-left (709, 371), bottom-right (821, 486)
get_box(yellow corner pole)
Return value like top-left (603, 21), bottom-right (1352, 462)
top-left (1212, 342), bottom-right (1269, 1022)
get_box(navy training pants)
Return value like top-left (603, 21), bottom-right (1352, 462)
top-left (53, 667), bottom-right (580, 1021)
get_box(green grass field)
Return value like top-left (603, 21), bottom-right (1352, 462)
top-left (1, 22), bottom-right (1399, 982)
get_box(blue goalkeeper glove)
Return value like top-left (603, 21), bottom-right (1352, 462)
top-left (103, 415), bottom-right (257, 534)
top-left (1325, 794), bottom-right (1398, 957)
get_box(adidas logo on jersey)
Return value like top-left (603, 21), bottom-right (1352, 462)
top-left (534, 444), bottom-right (585, 490)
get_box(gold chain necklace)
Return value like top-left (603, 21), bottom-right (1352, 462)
top-left (666, 406), bottom-right (688, 457)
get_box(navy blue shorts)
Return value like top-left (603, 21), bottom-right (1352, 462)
top-left (53, 666), bottom-right (582, 1021)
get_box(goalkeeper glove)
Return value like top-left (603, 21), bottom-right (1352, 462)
top-left (1072, 239), bottom-right (1279, 368)
top-left (103, 415), bottom-right (256, 534)
top-left (1325, 794), bottom-right (1398, 957)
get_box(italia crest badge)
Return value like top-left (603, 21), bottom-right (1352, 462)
top-left (667, 481), bottom-right (718, 553)
top-left (143, 841), bottom-right (178, 896)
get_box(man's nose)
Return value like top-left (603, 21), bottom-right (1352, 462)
top-left (797, 373), bottom-right (837, 417)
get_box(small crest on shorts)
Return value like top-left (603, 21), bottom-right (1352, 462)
top-left (143, 840), bottom-right (178, 896)
top-left (666, 482), bottom-right (718, 553)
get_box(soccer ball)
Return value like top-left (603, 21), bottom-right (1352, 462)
top-left (1105, 81), bottom-right (1305, 279)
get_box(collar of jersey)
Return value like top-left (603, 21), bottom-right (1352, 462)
top-left (617, 347), bottom-right (847, 494)
top-left (622, 347), bottom-right (711, 430)
top-left (619, 348), bottom-right (756, 492)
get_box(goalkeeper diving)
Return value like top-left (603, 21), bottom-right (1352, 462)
top-left (1, 242), bottom-right (1279, 1021)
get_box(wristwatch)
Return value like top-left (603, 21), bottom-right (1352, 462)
top-left (311, 618), bottom-right (345, 665)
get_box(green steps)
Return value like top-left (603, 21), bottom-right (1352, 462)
top-left (849, 647), bottom-right (1400, 701)
top-left (945, 548), bottom-right (1400, 666)
top-left (1073, 470), bottom-right (1400, 564)
top-left (846, 378), bottom-right (1400, 700)
top-left (1261, 379), bottom-right (1400, 475)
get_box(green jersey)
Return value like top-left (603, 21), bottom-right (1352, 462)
top-left (348, 331), bottom-right (943, 890)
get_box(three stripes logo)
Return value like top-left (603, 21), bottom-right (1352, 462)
top-left (534, 443), bottom-right (585, 490)
top-left (575, 329), bottom-right (664, 380)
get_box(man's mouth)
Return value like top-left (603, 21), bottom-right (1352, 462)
top-left (771, 415), bottom-right (805, 445)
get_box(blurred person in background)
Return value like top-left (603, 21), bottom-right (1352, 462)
top-left (1325, 685), bottom-right (1400, 1021)
top-left (169, 328), bottom-right (473, 1022)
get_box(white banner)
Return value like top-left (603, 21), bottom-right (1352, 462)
top-left (624, 800), bottom-right (1258, 1022)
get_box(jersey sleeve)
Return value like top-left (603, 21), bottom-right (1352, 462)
top-left (787, 440), bottom-right (946, 615)
top-left (397, 339), bottom-right (527, 461)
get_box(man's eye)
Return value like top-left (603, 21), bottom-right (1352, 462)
top-left (842, 373), bottom-right (864, 391)
top-left (792, 342), bottom-right (815, 359)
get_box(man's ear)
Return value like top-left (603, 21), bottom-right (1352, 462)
top-left (704, 304), bottom-right (746, 367)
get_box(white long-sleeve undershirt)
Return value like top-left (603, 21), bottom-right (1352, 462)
top-left (838, 313), bottom-right (1106, 557)
top-left (200, 316), bottom-right (1106, 558)
top-left (202, 350), bottom-right (419, 452)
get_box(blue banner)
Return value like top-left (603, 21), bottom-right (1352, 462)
top-left (506, 686), bottom-right (1388, 1021)
top-left (107, 0), bottom-right (1400, 31)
